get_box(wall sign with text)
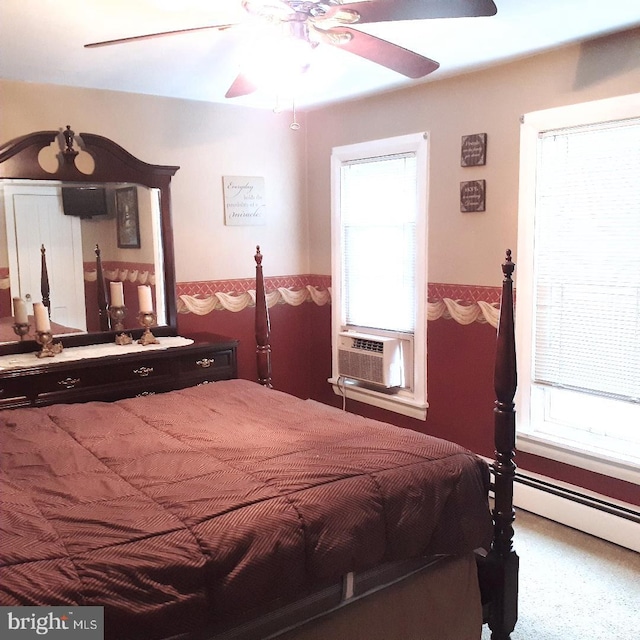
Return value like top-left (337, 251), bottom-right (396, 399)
top-left (223, 176), bottom-right (266, 226)
top-left (460, 180), bottom-right (486, 212)
top-left (461, 133), bottom-right (487, 167)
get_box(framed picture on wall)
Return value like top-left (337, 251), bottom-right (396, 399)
top-left (116, 187), bottom-right (140, 248)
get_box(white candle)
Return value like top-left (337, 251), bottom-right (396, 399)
top-left (13, 297), bottom-right (28, 324)
top-left (110, 281), bottom-right (124, 307)
top-left (137, 285), bottom-right (153, 314)
top-left (34, 302), bottom-right (51, 332)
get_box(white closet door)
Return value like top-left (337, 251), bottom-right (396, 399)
top-left (4, 184), bottom-right (87, 332)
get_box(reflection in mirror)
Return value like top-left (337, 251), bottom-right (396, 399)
top-left (0, 127), bottom-right (179, 357)
top-left (0, 181), bottom-right (166, 344)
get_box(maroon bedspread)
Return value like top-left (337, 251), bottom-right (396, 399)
top-left (0, 379), bottom-right (493, 640)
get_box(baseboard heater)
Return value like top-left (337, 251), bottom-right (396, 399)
top-left (511, 471), bottom-right (640, 524)
top-left (485, 461), bottom-right (640, 552)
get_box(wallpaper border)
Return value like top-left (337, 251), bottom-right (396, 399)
top-left (176, 277), bottom-right (502, 327)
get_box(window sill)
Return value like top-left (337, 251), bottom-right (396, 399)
top-left (329, 377), bottom-right (428, 421)
top-left (517, 431), bottom-right (640, 486)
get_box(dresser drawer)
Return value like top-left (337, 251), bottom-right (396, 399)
top-left (177, 348), bottom-right (234, 377)
top-left (106, 357), bottom-right (174, 383)
top-left (35, 358), bottom-right (172, 393)
top-left (0, 375), bottom-right (31, 408)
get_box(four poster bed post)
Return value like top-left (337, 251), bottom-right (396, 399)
top-left (479, 249), bottom-right (519, 639)
top-left (95, 244), bottom-right (110, 331)
top-left (40, 245), bottom-right (50, 317)
top-left (254, 246), bottom-right (272, 388)
top-left (253, 245), bottom-right (520, 640)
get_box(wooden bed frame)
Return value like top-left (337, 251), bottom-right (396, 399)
top-left (253, 246), bottom-right (519, 640)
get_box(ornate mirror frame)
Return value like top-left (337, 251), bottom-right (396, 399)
top-left (0, 127), bottom-right (180, 355)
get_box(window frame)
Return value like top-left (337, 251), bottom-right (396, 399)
top-left (516, 93), bottom-right (640, 485)
top-left (330, 133), bottom-right (429, 420)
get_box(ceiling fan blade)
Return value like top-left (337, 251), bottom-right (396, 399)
top-left (323, 28), bottom-right (439, 79)
top-left (225, 73), bottom-right (259, 99)
top-left (84, 23), bottom-right (237, 48)
top-left (324, 0), bottom-right (497, 24)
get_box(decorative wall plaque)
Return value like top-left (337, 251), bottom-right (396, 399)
top-left (460, 180), bottom-right (486, 212)
top-left (223, 176), bottom-right (266, 226)
top-left (461, 133), bottom-right (487, 166)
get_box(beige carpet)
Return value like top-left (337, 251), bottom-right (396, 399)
top-left (482, 508), bottom-right (640, 639)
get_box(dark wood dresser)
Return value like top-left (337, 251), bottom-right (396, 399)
top-left (0, 335), bottom-right (238, 410)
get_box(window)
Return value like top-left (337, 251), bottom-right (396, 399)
top-left (517, 94), bottom-right (640, 485)
top-left (330, 133), bottom-right (428, 419)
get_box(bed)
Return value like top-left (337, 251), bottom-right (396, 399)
top-left (0, 248), bottom-right (518, 640)
top-left (0, 128), bottom-right (518, 640)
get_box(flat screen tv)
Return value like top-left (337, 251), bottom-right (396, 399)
top-left (62, 186), bottom-right (109, 218)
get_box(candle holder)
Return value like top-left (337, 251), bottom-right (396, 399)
top-left (115, 332), bottom-right (133, 345)
top-left (109, 305), bottom-right (127, 332)
top-left (13, 322), bottom-right (30, 340)
top-left (108, 305), bottom-right (132, 344)
top-left (137, 312), bottom-right (159, 346)
top-left (35, 331), bottom-right (63, 358)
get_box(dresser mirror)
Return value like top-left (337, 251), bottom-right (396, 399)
top-left (0, 128), bottom-right (179, 355)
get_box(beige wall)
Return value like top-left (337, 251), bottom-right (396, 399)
top-left (305, 27), bottom-right (640, 285)
top-left (0, 80), bottom-right (308, 281)
top-left (2, 27), bottom-right (640, 287)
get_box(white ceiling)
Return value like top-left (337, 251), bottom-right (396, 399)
top-left (1, 0), bottom-right (639, 111)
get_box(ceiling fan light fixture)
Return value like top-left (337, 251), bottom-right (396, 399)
top-left (240, 27), bottom-right (314, 94)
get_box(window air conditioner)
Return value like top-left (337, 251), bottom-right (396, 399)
top-left (337, 332), bottom-right (402, 388)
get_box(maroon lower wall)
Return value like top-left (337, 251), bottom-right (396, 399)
top-left (178, 301), bottom-right (314, 400)
top-left (0, 289), bottom-right (9, 321)
top-left (1, 267), bottom-right (10, 321)
top-left (178, 296), bottom-right (639, 507)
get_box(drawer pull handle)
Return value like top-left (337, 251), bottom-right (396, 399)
top-left (58, 377), bottom-right (81, 389)
top-left (133, 366), bottom-right (154, 378)
top-left (196, 358), bottom-right (215, 368)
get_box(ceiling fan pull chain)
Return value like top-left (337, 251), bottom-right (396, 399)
top-left (290, 98), bottom-right (300, 131)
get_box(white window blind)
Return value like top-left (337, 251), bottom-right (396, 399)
top-left (534, 118), bottom-right (640, 404)
top-left (340, 153), bottom-right (417, 334)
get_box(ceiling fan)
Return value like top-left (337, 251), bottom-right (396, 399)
top-left (85, 0), bottom-right (498, 99)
